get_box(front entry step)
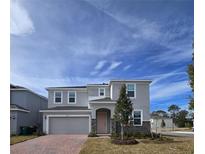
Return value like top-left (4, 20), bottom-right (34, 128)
top-left (97, 134), bottom-right (111, 136)
top-left (97, 134), bottom-right (111, 138)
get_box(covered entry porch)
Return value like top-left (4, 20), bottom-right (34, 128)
top-left (89, 98), bottom-right (116, 134)
top-left (96, 108), bottom-right (111, 134)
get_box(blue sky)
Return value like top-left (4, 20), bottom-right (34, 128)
top-left (11, 0), bottom-right (194, 112)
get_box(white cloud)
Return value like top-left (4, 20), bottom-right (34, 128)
top-left (150, 80), bottom-right (190, 101)
top-left (147, 47), bottom-right (192, 64)
top-left (11, 73), bottom-right (110, 96)
top-left (123, 65), bottom-right (131, 71)
top-left (90, 60), bottom-right (107, 75)
top-left (140, 68), bottom-right (186, 85)
top-left (95, 60), bottom-right (107, 70)
top-left (11, 0), bottom-right (34, 36)
top-left (151, 72), bottom-right (186, 85)
top-left (100, 61), bottom-right (122, 76)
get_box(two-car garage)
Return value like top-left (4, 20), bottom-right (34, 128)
top-left (48, 116), bottom-right (90, 134)
top-left (40, 107), bottom-right (92, 135)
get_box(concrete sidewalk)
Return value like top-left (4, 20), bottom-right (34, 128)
top-left (161, 131), bottom-right (194, 137)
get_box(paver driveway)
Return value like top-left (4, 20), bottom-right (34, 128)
top-left (11, 135), bottom-right (87, 154)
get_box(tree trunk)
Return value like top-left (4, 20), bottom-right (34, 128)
top-left (121, 123), bottom-right (124, 140)
top-left (156, 118), bottom-right (158, 134)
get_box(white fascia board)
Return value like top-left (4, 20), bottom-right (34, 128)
top-left (87, 84), bottom-right (109, 87)
top-left (89, 101), bottom-right (116, 104)
top-left (39, 110), bottom-right (92, 113)
top-left (10, 108), bottom-right (30, 113)
top-left (46, 88), bottom-right (87, 91)
top-left (110, 80), bottom-right (152, 84)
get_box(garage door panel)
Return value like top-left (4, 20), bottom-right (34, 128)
top-left (49, 117), bottom-right (89, 134)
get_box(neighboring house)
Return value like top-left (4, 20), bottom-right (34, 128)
top-left (150, 117), bottom-right (175, 131)
top-left (10, 84), bottom-right (48, 135)
top-left (40, 80), bottom-right (151, 135)
top-left (150, 111), bottom-right (176, 131)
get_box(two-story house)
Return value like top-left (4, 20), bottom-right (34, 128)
top-left (10, 84), bottom-right (48, 135)
top-left (40, 80), bottom-right (151, 135)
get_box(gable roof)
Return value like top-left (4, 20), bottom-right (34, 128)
top-left (90, 97), bottom-right (115, 102)
top-left (46, 86), bottom-right (87, 89)
top-left (10, 104), bottom-right (30, 112)
top-left (10, 84), bottom-right (26, 89)
top-left (10, 84), bottom-right (47, 100)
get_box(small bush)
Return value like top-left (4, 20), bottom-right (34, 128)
top-left (88, 132), bottom-right (98, 137)
top-left (132, 132), bottom-right (150, 139)
top-left (111, 139), bottom-right (139, 145)
top-left (151, 132), bottom-right (161, 139)
top-left (158, 136), bottom-right (173, 141)
top-left (110, 132), bottom-right (120, 139)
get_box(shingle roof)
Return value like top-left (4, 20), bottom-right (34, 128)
top-left (10, 84), bottom-right (47, 100)
top-left (10, 84), bottom-right (26, 89)
top-left (10, 104), bottom-right (30, 111)
top-left (87, 83), bottom-right (109, 85)
top-left (47, 86), bottom-right (87, 89)
top-left (90, 97), bottom-right (115, 102)
top-left (44, 106), bottom-right (90, 110)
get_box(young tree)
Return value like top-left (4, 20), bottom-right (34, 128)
top-left (187, 53), bottom-right (194, 110)
top-left (168, 105), bottom-right (180, 130)
top-left (176, 110), bottom-right (189, 127)
top-left (114, 84), bottom-right (133, 140)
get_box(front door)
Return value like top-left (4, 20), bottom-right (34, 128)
top-left (97, 111), bottom-right (107, 134)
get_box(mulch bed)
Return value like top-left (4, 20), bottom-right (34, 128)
top-left (111, 139), bottom-right (139, 145)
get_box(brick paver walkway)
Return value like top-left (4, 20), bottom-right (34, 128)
top-left (11, 135), bottom-right (87, 154)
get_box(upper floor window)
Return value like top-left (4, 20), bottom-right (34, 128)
top-left (98, 88), bottom-right (105, 96)
top-left (68, 91), bottom-right (76, 103)
top-left (54, 91), bottom-right (62, 104)
top-left (133, 110), bottom-right (142, 126)
top-left (126, 83), bottom-right (136, 98)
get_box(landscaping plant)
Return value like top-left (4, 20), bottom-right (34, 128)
top-left (113, 84), bottom-right (133, 140)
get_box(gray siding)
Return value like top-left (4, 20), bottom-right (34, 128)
top-left (16, 112), bottom-right (30, 134)
top-left (111, 81), bottom-right (150, 121)
top-left (48, 90), bottom-right (88, 108)
top-left (87, 86), bottom-right (110, 97)
top-left (10, 111), bottom-right (17, 135)
top-left (10, 90), bottom-right (47, 134)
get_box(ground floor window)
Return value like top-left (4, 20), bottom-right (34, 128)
top-left (133, 110), bottom-right (142, 126)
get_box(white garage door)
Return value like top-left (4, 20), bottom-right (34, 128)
top-left (49, 117), bottom-right (89, 134)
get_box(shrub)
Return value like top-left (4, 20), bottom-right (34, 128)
top-left (88, 132), bottom-right (98, 137)
top-left (151, 132), bottom-right (161, 139)
top-left (111, 139), bottom-right (139, 145)
top-left (133, 132), bottom-right (149, 139)
top-left (111, 132), bottom-right (120, 139)
top-left (158, 136), bottom-right (174, 141)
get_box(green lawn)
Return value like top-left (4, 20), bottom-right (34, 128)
top-left (10, 135), bottom-right (39, 145)
top-left (80, 137), bottom-right (194, 154)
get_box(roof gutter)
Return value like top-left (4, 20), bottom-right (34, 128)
top-left (39, 110), bottom-right (92, 113)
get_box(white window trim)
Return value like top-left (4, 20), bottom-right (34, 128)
top-left (133, 109), bottom-right (143, 126)
top-left (126, 83), bottom-right (136, 99)
top-left (68, 91), bottom-right (77, 104)
top-left (53, 91), bottom-right (63, 104)
top-left (98, 88), bottom-right (105, 97)
top-left (46, 114), bottom-right (91, 134)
